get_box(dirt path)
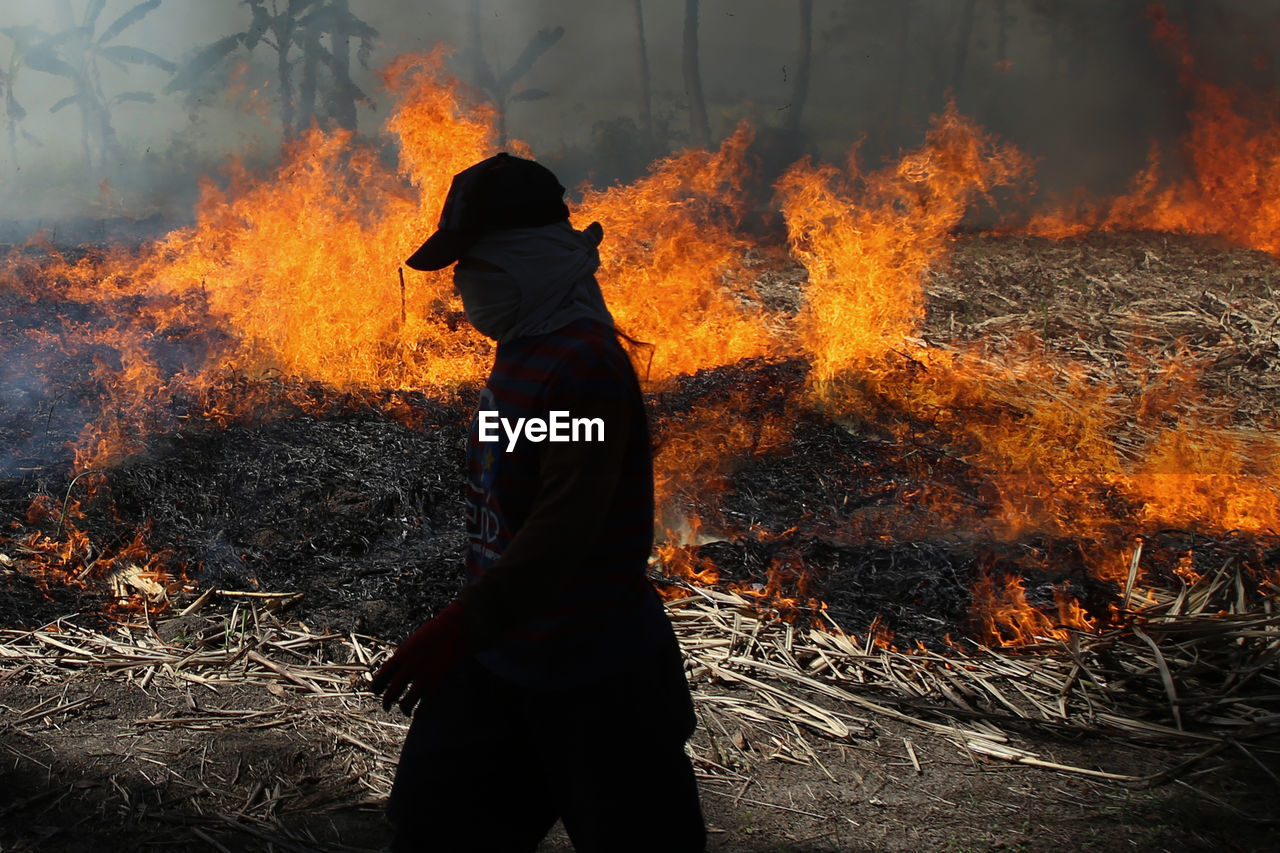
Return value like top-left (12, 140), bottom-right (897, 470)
top-left (3, 624), bottom-right (1277, 853)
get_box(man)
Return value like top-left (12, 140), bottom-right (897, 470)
top-left (372, 153), bottom-right (705, 852)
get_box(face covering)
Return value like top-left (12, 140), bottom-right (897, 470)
top-left (453, 267), bottom-right (523, 341)
top-left (455, 221), bottom-right (614, 343)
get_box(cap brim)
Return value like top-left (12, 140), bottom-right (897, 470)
top-left (405, 229), bottom-right (470, 271)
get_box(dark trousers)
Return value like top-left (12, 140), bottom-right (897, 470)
top-left (387, 636), bottom-right (706, 852)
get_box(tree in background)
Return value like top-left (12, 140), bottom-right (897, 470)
top-left (7, 0), bottom-right (175, 172)
top-left (464, 0), bottom-right (564, 148)
top-left (302, 0), bottom-right (368, 131)
top-left (292, 0), bottom-right (376, 132)
top-left (950, 0), bottom-right (979, 107)
top-left (0, 32), bottom-right (34, 171)
top-left (983, 0), bottom-right (1015, 120)
top-left (631, 0), bottom-right (653, 144)
top-left (787, 0), bottom-right (813, 134)
top-left (166, 0), bottom-right (377, 141)
top-left (579, 0), bottom-right (664, 186)
top-left (682, 0), bottom-right (710, 148)
top-left (892, 1), bottom-right (914, 127)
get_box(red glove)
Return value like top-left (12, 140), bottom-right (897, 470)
top-left (371, 600), bottom-right (466, 716)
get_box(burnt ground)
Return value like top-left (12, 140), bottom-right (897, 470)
top-left (2, 230), bottom-right (1280, 850)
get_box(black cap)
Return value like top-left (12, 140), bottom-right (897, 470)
top-left (405, 153), bottom-right (571, 271)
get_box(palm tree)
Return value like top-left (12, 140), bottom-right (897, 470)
top-left (0, 33), bottom-right (30, 170)
top-left (306, 0), bottom-right (371, 131)
top-left (11, 0), bottom-right (175, 172)
top-left (166, 0), bottom-right (377, 139)
top-left (464, 1), bottom-right (564, 148)
top-left (251, 0), bottom-right (307, 138)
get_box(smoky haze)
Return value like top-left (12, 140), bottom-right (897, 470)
top-left (0, 0), bottom-right (1276, 239)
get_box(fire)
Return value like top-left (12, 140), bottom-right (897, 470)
top-left (1027, 4), bottom-right (1280, 255)
top-left (578, 124), bottom-right (780, 380)
top-left (777, 102), bottom-right (1032, 381)
top-left (1122, 426), bottom-right (1280, 534)
top-left (8, 52), bottom-right (797, 469)
top-left (730, 551), bottom-right (825, 623)
top-left (1, 52), bottom-right (502, 471)
top-left (3, 19), bottom-right (1278, 647)
top-left (134, 52), bottom-right (494, 393)
top-left (14, 495), bottom-right (188, 619)
top-left (652, 385), bottom-right (792, 538)
top-left (655, 535), bottom-right (721, 589)
top-left (971, 564), bottom-right (1096, 648)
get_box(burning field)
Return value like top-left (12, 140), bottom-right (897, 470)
top-left (3, 32), bottom-right (1280, 853)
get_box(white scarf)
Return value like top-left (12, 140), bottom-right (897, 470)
top-left (453, 221), bottom-right (614, 343)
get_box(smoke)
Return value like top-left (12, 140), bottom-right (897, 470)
top-left (0, 0), bottom-right (1278, 237)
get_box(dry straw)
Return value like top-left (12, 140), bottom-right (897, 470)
top-left (4, 553), bottom-right (1276, 803)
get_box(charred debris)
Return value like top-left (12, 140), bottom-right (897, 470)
top-left (2, 231), bottom-right (1278, 656)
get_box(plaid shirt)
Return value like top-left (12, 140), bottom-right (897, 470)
top-left (462, 318), bottom-right (670, 687)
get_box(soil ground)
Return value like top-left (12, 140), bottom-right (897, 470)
top-left (2, 664), bottom-right (1278, 852)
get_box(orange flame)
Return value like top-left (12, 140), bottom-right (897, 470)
top-left (3, 32), bottom-right (1278, 643)
top-left (579, 124), bottom-right (780, 380)
top-left (1028, 5), bottom-right (1280, 255)
top-left (971, 566), bottom-right (1096, 647)
top-left (731, 552), bottom-right (826, 623)
top-left (15, 496), bottom-right (189, 618)
top-left (652, 386), bottom-right (791, 540)
top-left (778, 102), bottom-right (1032, 381)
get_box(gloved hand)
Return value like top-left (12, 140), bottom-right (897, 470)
top-left (370, 600), bottom-right (466, 716)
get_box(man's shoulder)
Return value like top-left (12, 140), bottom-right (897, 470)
top-left (489, 319), bottom-right (637, 404)
top-left (514, 319), bottom-right (629, 373)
